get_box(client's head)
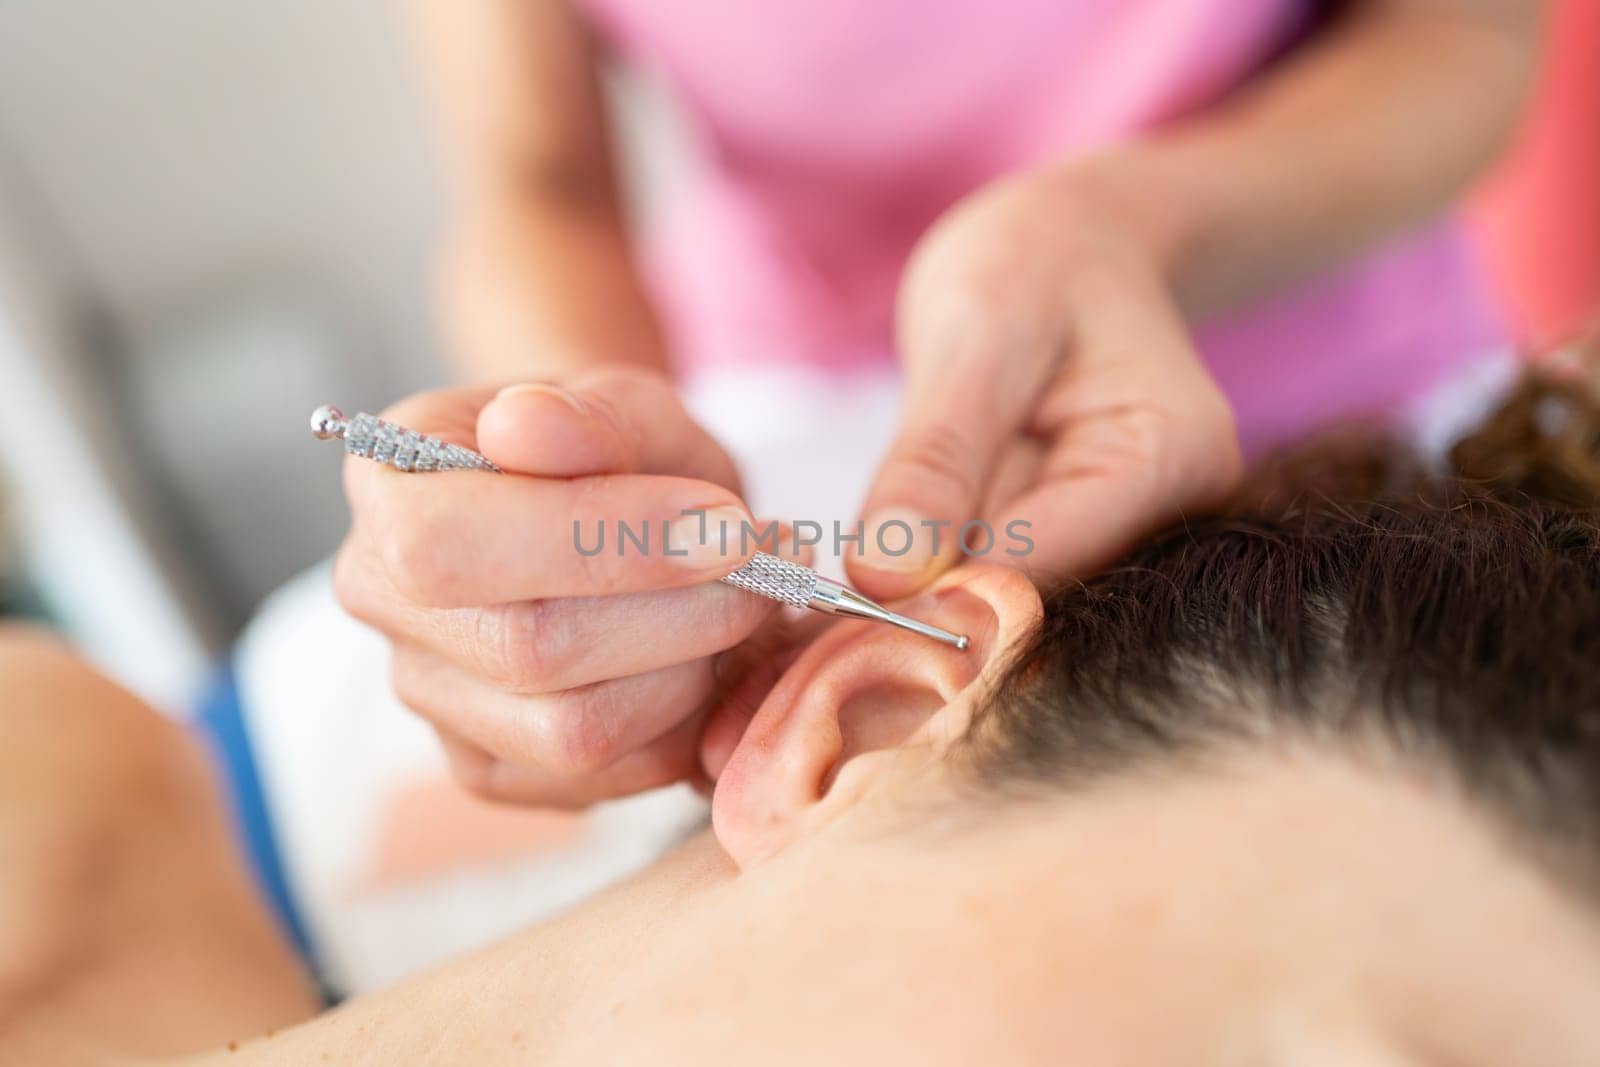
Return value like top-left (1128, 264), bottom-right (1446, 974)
top-left (686, 370), bottom-right (1600, 1064)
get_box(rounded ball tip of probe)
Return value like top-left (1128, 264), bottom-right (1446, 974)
top-left (955, 634), bottom-right (970, 651)
top-left (310, 404), bottom-right (346, 439)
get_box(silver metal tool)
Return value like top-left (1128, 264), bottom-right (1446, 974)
top-left (311, 405), bottom-right (969, 650)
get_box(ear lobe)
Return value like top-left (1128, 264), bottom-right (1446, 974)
top-left (711, 564), bottom-right (1042, 868)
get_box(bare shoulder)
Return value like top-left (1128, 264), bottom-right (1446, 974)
top-left (0, 627), bottom-right (319, 1063)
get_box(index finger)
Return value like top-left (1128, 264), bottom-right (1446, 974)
top-left (341, 385), bottom-right (758, 606)
top-left (356, 466), bottom-right (758, 607)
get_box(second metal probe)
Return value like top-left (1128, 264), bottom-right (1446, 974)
top-left (311, 405), bottom-right (970, 651)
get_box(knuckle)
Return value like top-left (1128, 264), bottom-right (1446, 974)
top-left (1045, 410), bottom-right (1170, 493)
top-left (532, 688), bottom-right (624, 776)
top-left (1100, 413), bottom-right (1176, 500)
top-left (564, 480), bottom-right (628, 587)
top-left (1113, 409), bottom-right (1170, 465)
top-left (475, 601), bottom-right (570, 692)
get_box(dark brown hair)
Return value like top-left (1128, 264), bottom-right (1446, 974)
top-left (968, 364), bottom-right (1600, 892)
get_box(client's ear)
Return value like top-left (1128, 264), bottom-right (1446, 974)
top-left (710, 564), bottom-right (1042, 868)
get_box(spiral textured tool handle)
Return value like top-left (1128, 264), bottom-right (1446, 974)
top-left (310, 405), bottom-right (500, 473)
top-left (719, 552), bottom-right (818, 609)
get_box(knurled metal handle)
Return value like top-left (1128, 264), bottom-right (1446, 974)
top-left (312, 406), bottom-right (500, 473)
top-left (719, 552), bottom-right (817, 609)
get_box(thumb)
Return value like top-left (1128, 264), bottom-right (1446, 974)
top-left (848, 360), bottom-right (1040, 599)
top-left (476, 366), bottom-right (741, 489)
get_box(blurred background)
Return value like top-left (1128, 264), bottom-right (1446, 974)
top-left (0, 0), bottom-right (1595, 714)
top-left (0, 0), bottom-right (695, 711)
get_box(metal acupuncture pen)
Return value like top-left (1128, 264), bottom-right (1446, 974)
top-left (310, 405), bottom-right (969, 651)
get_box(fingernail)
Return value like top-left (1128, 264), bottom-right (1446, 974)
top-left (859, 507), bottom-right (935, 573)
top-left (667, 506), bottom-right (749, 569)
top-left (493, 382), bottom-right (588, 417)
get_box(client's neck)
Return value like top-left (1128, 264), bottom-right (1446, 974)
top-left (174, 831), bottom-right (738, 1066)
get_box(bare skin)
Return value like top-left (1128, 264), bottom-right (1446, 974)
top-left (0, 627), bottom-right (318, 1065)
top-left (5, 569), bottom-right (1600, 1064)
top-left (362, 0), bottom-right (1545, 808)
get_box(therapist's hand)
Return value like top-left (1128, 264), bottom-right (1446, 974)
top-left (850, 167), bottom-right (1244, 597)
top-left (333, 367), bottom-right (791, 806)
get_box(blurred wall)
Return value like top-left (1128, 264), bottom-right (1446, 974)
top-left (0, 0), bottom-right (443, 381)
top-left (0, 0), bottom-right (450, 630)
top-left (0, 168), bottom-right (210, 710)
top-left (0, 1), bottom-right (688, 656)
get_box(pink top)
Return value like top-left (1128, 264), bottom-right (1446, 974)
top-left (578, 0), bottom-right (1506, 454)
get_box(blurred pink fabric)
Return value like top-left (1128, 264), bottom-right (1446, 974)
top-left (579, 0), bottom-right (1506, 455)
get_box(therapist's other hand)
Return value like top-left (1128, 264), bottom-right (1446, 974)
top-left (334, 367), bottom-right (786, 806)
top-left (850, 167), bottom-right (1243, 598)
